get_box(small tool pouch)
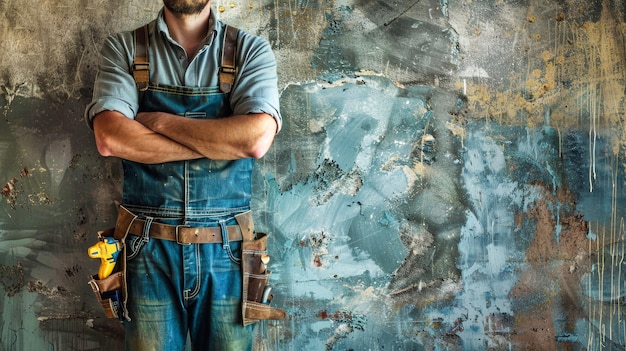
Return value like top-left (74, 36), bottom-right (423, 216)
top-left (88, 248), bottom-right (124, 319)
top-left (236, 212), bottom-right (287, 326)
top-left (87, 206), bottom-right (137, 321)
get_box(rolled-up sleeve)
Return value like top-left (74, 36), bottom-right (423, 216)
top-left (84, 33), bottom-right (139, 130)
top-left (230, 33), bottom-right (282, 133)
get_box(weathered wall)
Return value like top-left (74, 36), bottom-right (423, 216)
top-left (1, 0), bottom-right (625, 350)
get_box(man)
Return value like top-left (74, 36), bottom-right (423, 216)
top-left (84, 0), bottom-right (281, 349)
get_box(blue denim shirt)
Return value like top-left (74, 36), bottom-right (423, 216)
top-left (84, 8), bottom-right (282, 131)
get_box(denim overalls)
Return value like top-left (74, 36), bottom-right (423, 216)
top-left (122, 83), bottom-right (256, 350)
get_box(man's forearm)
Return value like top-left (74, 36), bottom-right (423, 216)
top-left (136, 111), bottom-right (277, 160)
top-left (93, 111), bottom-right (203, 164)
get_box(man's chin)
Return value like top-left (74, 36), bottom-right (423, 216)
top-left (163, 0), bottom-right (209, 16)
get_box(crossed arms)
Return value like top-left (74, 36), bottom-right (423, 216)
top-left (93, 110), bottom-right (277, 164)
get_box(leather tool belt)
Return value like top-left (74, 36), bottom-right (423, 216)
top-left (127, 219), bottom-right (243, 244)
top-left (88, 205), bottom-right (287, 325)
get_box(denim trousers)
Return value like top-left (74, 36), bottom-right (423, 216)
top-left (123, 227), bottom-right (256, 350)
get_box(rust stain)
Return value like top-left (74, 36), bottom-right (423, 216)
top-left (1, 177), bottom-right (18, 197)
top-left (510, 184), bottom-right (590, 348)
top-left (513, 312), bottom-right (558, 351)
top-left (313, 255), bottom-right (323, 267)
top-left (524, 187), bottom-right (589, 263)
top-left (1, 167), bottom-right (39, 209)
top-left (0, 262), bottom-right (25, 297)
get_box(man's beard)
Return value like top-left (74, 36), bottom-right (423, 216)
top-left (163, 0), bottom-right (209, 15)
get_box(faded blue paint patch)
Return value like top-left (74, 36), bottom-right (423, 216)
top-left (253, 75), bottom-right (447, 348)
top-left (455, 122), bottom-right (538, 349)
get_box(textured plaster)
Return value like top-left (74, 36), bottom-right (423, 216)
top-left (1, 0), bottom-right (626, 350)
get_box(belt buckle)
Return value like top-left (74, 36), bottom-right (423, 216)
top-left (175, 225), bottom-right (192, 245)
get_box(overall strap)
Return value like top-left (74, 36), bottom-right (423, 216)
top-left (132, 25), bottom-right (150, 92)
top-left (219, 25), bottom-right (239, 93)
top-left (131, 24), bottom-right (239, 94)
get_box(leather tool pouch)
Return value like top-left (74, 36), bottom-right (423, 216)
top-left (87, 206), bottom-right (137, 321)
top-left (236, 212), bottom-right (287, 326)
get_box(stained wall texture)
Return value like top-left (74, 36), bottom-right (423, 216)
top-left (1, 0), bottom-right (625, 350)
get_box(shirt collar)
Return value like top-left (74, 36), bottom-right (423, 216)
top-left (155, 7), bottom-right (219, 47)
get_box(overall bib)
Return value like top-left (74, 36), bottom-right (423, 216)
top-left (122, 83), bottom-right (256, 350)
top-left (123, 84), bottom-right (253, 224)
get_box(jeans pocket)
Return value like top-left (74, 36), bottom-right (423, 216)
top-left (126, 235), bottom-right (147, 261)
top-left (225, 240), bottom-right (242, 265)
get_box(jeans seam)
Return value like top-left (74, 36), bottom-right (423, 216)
top-left (185, 244), bottom-right (202, 300)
